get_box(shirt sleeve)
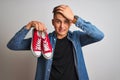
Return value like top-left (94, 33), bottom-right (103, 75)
top-left (7, 26), bottom-right (32, 50)
top-left (75, 16), bottom-right (104, 46)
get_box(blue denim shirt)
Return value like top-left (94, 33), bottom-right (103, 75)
top-left (7, 17), bottom-right (104, 80)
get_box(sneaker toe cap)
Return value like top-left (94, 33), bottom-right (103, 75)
top-left (43, 52), bottom-right (52, 59)
top-left (33, 51), bottom-right (41, 57)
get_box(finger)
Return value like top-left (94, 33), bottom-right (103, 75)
top-left (56, 7), bottom-right (64, 11)
top-left (58, 5), bottom-right (68, 8)
top-left (32, 21), bottom-right (39, 30)
top-left (31, 21), bottom-right (36, 27)
top-left (57, 5), bottom-right (68, 10)
top-left (38, 22), bottom-right (47, 32)
top-left (38, 22), bottom-right (44, 31)
top-left (41, 23), bottom-right (47, 32)
top-left (43, 25), bottom-right (47, 32)
top-left (35, 23), bottom-right (39, 30)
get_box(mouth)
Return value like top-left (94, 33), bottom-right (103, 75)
top-left (58, 28), bottom-right (66, 32)
top-left (59, 29), bottom-right (65, 33)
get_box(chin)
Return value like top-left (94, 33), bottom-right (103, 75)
top-left (59, 32), bottom-right (67, 36)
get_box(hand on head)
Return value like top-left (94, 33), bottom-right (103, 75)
top-left (53, 4), bottom-right (74, 22)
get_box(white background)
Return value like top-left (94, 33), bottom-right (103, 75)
top-left (0, 0), bottom-right (120, 80)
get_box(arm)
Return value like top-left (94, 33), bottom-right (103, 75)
top-left (7, 21), bottom-right (47, 50)
top-left (7, 26), bottom-right (31, 50)
top-left (55, 5), bottom-right (104, 46)
top-left (74, 16), bottom-right (104, 46)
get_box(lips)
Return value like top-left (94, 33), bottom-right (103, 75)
top-left (58, 28), bottom-right (66, 33)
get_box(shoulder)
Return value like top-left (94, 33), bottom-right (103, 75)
top-left (70, 30), bottom-right (85, 37)
top-left (48, 31), bottom-right (55, 36)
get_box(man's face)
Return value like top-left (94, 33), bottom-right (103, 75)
top-left (52, 13), bottom-right (72, 39)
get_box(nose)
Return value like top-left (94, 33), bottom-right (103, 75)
top-left (60, 22), bottom-right (64, 28)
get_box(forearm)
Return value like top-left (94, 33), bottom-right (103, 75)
top-left (7, 26), bottom-right (31, 50)
top-left (75, 16), bottom-right (104, 41)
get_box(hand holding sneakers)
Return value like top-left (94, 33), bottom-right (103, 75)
top-left (31, 29), bottom-right (53, 59)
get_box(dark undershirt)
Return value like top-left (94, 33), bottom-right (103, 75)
top-left (49, 36), bottom-right (78, 80)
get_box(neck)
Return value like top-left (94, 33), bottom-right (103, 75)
top-left (57, 34), bottom-right (67, 39)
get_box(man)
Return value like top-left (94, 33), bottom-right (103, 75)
top-left (7, 4), bottom-right (104, 80)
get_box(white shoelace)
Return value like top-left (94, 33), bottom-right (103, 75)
top-left (43, 38), bottom-right (50, 51)
top-left (35, 38), bottom-right (41, 50)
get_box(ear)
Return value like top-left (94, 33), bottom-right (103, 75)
top-left (69, 21), bottom-right (73, 26)
top-left (52, 19), bottom-right (54, 26)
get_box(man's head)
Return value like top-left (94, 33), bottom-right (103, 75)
top-left (52, 5), bottom-right (72, 39)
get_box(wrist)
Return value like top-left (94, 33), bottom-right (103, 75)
top-left (72, 15), bottom-right (79, 24)
top-left (72, 16), bottom-right (78, 24)
top-left (25, 26), bottom-right (30, 30)
top-left (72, 17), bottom-right (77, 24)
top-left (25, 24), bottom-right (31, 30)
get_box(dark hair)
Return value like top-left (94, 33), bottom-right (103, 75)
top-left (52, 5), bottom-right (63, 17)
top-left (52, 5), bottom-right (60, 14)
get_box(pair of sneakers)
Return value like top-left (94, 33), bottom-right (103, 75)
top-left (31, 29), bottom-right (53, 59)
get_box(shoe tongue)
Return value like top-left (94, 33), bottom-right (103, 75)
top-left (42, 32), bottom-right (46, 39)
top-left (37, 31), bottom-right (41, 37)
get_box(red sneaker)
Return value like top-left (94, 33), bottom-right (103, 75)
top-left (31, 29), bottom-right (42, 57)
top-left (41, 32), bottom-right (53, 59)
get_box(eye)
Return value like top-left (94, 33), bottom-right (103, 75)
top-left (64, 20), bottom-right (69, 24)
top-left (54, 19), bottom-right (61, 23)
